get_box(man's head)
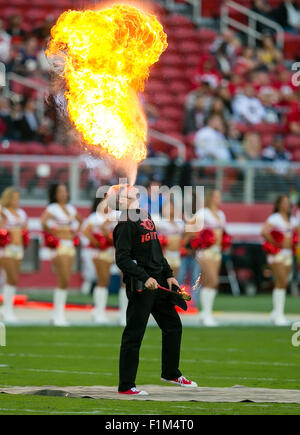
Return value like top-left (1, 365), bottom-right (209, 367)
top-left (207, 114), bottom-right (225, 134)
top-left (106, 184), bottom-right (140, 211)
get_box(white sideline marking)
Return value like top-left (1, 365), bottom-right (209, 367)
top-left (21, 368), bottom-right (113, 376)
top-left (0, 352), bottom-right (298, 368)
top-left (0, 408), bottom-right (124, 415)
top-left (4, 368), bottom-right (296, 384)
top-left (204, 375), bottom-right (300, 383)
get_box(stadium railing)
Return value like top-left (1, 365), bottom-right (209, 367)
top-left (164, 0), bottom-right (202, 22)
top-left (221, 1), bottom-right (285, 48)
top-left (1, 154), bottom-right (300, 205)
top-left (4, 72), bottom-right (47, 119)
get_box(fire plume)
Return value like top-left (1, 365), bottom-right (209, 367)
top-left (47, 4), bottom-right (167, 163)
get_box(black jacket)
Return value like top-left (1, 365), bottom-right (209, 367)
top-left (113, 208), bottom-right (173, 285)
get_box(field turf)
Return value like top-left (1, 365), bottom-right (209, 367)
top-left (0, 319), bottom-right (300, 415)
top-left (26, 292), bottom-right (300, 314)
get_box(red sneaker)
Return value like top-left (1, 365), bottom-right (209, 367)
top-left (118, 387), bottom-right (149, 396)
top-left (161, 375), bottom-right (198, 388)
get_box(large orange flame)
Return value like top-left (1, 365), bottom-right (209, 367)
top-left (46, 4), bottom-right (167, 163)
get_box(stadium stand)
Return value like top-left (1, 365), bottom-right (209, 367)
top-left (0, 0), bottom-right (299, 198)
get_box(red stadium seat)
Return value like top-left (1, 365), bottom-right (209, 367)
top-left (152, 93), bottom-right (177, 107)
top-left (146, 80), bottom-right (166, 94)
top-left (169, 80), bottom-right (189, 95)
top-left (292, 150), bottom-right (300, 161)
top-left (67, 145), bottom-right (81, 156)
top-left (201, 0), bottom-right (223, 17)
top-left (160, 107), bottom-right (184, 122)
top-left (2, 142), bottom-right (25, 155)
top-left (184, 55), bottom-right (199, 68)
top-left (46, 143), bottom-right (67, 156)
top-left (175, 92), bottom-right (188, 106)
top-left (178, 41), bottom-right (202, 56)
top-left (185, 133), bottom-right (196, 147)
top-left (172, 28), bottom-right (198, 42)
top-left (165, 14), bottom-right (195, 29)
top-left (153, 119), bottom-right (182, 134)
top-left (25, 142), bottom-right (47, 155)
top-left (284, 34), bottom-right (300, 60)
top-left (1, 8), bottom-right (19, 19)
top-left (196, 28), bottom-right (218, 43)
top-left (8, 0), bottom-right (27, 7)
top-left (161, 53), bottom-right (184, 67)
top-left (261, 134), bottom-right (274, 148)
top-left (285, 135), bottom-right (300, 150)
top-left (234, 123), bottom-right (254, 134)
top-left (161, 67), bottom-right (184, 80)
top-left (255, 123), bottom-right (284, 134)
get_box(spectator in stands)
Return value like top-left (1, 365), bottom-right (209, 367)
top-left (206, 97), bottom-right (232, 123)
top-left (262, 135), bottom-right (292, 165)
top-left (260, 135), bottom-right (292, 192)
top-left (0, 96), bottom-right (12, 138)
top-left (240, 132), bottom-right (262, 161)
top-left (272, 0), bottom-right (300, 32)
top-left (191, 54), bottom-right (222, 90)
top-left (194, 114), bottom-right (231, 161)
top-left (215, 44), bottom-right (232, 78)
top-left (6, 15), bottom-right (26, 40)
top-left (252, 0), bottom-right (271, 16)
top-left (18, 98), bottom-right (39, 141)
top-left (226, 122), bottom-right (243, 159)
top-left (211, 29), bottom-right (241, 63)
top-left (257, 34), bottom-right (283, 71)
top-left (232, 83), bottom-right (266, 124)
top-left (251, 0), bottom-right (272, 33)
top-left (183, 94), bottom-right (207, 135)
top-left (259, 87), bottom-right (280, 123)
top-left (10, 102), bottom-right (24, 140)
top-left (285, 103), bottom-right (300, 135)
top-left (234, 47), bottom-right (260, 75)
top-left (13, 37), bottom-right (39, 76)
top-left (0, 19), bottom-right (11, 64)
top-left (216, 83), bottom-right (234, 115)
top-left (185, 85), bottom-right (213, 112)
top-left (33, 16), bottom-right (55, 42)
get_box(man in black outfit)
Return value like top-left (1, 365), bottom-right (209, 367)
top-left (108, 184), bottom-right (197, 396)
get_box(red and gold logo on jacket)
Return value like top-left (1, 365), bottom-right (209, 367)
top-left (140, 218), bottom-right (155, 231)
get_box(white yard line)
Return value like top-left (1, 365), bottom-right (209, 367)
top-left (20, 368), bottom-right (113, 376)
top-left (0, 352), bottom-right (298, 368)
top-left (204, 375), bottom-right (300, 383)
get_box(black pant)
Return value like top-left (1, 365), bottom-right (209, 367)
top-left (119, 276), bottom-right (182, 392)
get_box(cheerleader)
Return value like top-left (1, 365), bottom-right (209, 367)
top-left (0, 187), bottom-right (28, 323)
top-left (156, 200), bottom-right (184, 279)
top-left (261, 195), bottom-right (298, 326)
top-left (83, 197), bottom-right (127, 325)
top-left (40, 184), bottom-right (82, 326)
top-left (191, 189), bottom-right (228, 327)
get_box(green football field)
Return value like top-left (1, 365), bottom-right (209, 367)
top-left (0, 319), bottom-right (300, 415)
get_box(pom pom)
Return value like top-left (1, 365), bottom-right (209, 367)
top-left (44, 232), bottom-right (60, 249)
top-left (191, 228), bottom-right (215, 250)
top-left (22, 230), bottom-right (30, 248)
top-left (0, 229), bottom-right (11, 247)
top-left (222, 231), bottom-right (232, 252)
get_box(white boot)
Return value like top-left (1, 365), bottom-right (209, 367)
top-left (1, 284), bottom-right (18, 323)
top-left (271, 289), bottom-right (289, 326)
top-left (52, 289), bottom-right (69, 327)
top-left (200, 288), bottom-right (218, 327)
top-left (81, 280), bottom-right (92, 295)
top-left (92, 287), bottom-right (109, 324)
top-left (119, 288), bottom-right (128, 327)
